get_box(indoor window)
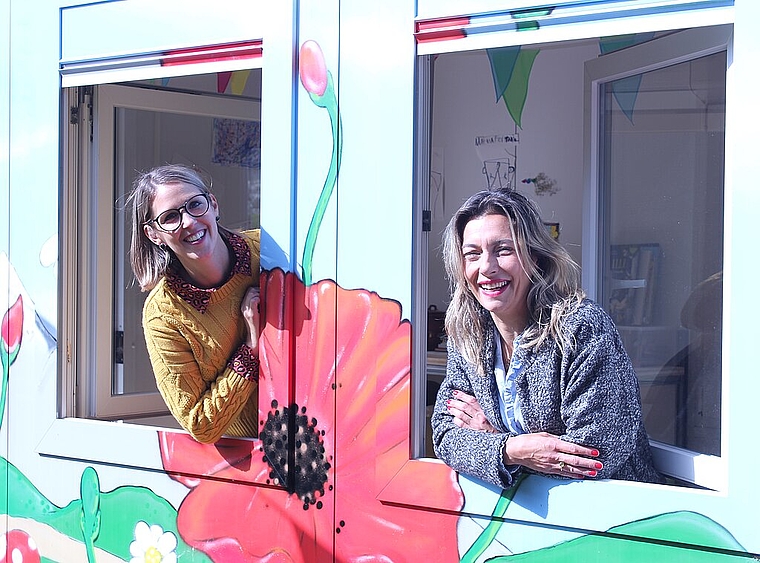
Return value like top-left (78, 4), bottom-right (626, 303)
top-left (61, 71), bottom-right (262, 425)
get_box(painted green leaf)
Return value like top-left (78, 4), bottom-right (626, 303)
top-left (488, 511), bottom-right (746, 562)
top-left (0, 457), bottom-right (211, 562)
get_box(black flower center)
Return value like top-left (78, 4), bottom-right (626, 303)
top-left (260, 400), bottom-right (331, 510)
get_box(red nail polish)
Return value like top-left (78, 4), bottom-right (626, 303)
top-left (588, 470), bottom-right (597, 477)
top-left (594, 462), bottom-right (603, 470)
top-left (591, 449), bottom-right (599, 457)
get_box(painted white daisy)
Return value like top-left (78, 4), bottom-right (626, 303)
top-left (129, 521), bottom-right (177, 563)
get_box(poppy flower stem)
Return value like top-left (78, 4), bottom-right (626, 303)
top-left (302, 72), bottom-right (342, 286)
top-left (0, 353), bottom-right (7, 430)
top-left (0, 346), bottom-right (20, 429)
top-left (0, 295), bottom-right (23, 429)
top-left (460, 475), bottom-right (526, 563)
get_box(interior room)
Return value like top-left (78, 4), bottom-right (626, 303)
top-left (423, 28), bottom-right (725, 461)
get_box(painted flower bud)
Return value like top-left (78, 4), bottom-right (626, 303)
top-left (1, 295), bottom-right (23, 355)
top-left (299, 40), bottom-right (328, 97)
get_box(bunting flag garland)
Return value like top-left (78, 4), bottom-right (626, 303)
top-left (217, 71), bottom-right (233, 94)
top-left (486, 46), bottom-right (540, 129)
top-left (230, 70), bottom-right (251, 95)
top-left (599, 33), bottom-right (655, 123)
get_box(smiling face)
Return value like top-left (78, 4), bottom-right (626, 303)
top-left (144, 181), bottom-right (221, 270)
top-left (461, 213), bottom-right (533, 330)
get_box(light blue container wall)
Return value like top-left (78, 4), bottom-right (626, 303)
top-left (294, 1), bottom-right (340, 285)
top-left (7, 0), bottom-right (60, 325)
top-left (0, 0), bottom-right (9, 531)
top-left (259, 3), bottom-right (296, 273)
top-left (1, 0), bottom-right (9, 254)
top-left (335, 0), bottom-right (416, 314)
top-left (6, 1), bottom-right (60, 413)
top-left (3, 0), bottom-right (61, 530)
top-left (260, 0), bottom-right (416, 307)
top-left (726, 0), bottom-right (760, 506)
top-left (60, 0), bottom-right (264, 64)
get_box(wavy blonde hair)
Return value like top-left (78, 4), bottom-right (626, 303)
top-left (442, 188), bottom-right (585, 372)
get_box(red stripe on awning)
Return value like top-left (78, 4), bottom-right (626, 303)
top-left (415, 16), bottom-right (469, 43)
top-left (162, 40), bottom-right (263, 67)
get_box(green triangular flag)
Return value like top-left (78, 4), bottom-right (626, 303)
top-left (487, 46), bottom-right (521, 101)
top-left (503, 48), bottom-right (539, 129)
top-left (599, 33), bottom-right (655, 123)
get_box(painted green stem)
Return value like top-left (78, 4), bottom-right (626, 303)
top-left (460, 475), bottom-right (526, 563)
top-left (302, 71), bottom-right (342, 286)
top-left (80, 466), bottom-right (102, 563)
top-left (0, 346), bottom-right (19, 430)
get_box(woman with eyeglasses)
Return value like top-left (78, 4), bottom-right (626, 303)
top-left (129, 164), bottom-right (261, 443)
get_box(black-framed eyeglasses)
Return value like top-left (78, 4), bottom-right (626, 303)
top-left (145, 193), bottom-right (211, 233)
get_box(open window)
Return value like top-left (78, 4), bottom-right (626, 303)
top-left (61, 72), bottom-right (262, 425)
top-left (413, 13), bottom-right (730, 490)
top-left (584, 26), bottom-right (730, 488)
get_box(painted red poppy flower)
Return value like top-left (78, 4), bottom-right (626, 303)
top-left (1, 295), bottom-right (23, 355)
top-left (160, 269), bottom-right (463, 562)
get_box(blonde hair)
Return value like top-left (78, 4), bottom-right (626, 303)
top-left (442, 188), bottom-right (585, 372)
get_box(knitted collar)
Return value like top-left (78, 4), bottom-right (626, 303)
top-left (165, 231), bottom-right (252, 313)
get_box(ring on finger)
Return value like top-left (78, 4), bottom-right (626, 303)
top-left (558, 461), bottom-right (565, 470)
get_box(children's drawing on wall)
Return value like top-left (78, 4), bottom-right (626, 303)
top-left (431, 147), bottom-right (445, 219)
top-left (212, 118), bottom-right (261, 168)
top-left (482, 158), bottom-right (516, 190)
top-left (543, 221), bottom-right (560, 240)
top-left (475, 133), bottom-right (518, 190)
top-left (522, 172), bottom-right (559, 196)
top-left (478, 45), bottom-right (539, 191)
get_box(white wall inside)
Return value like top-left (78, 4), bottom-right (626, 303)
top-left (428, 40), bottom-right (600, 311)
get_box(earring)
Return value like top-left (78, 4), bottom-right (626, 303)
top-left (159, 244), bottom-right (168, 251)
top-left (216, 216), bottom-right (220, 222)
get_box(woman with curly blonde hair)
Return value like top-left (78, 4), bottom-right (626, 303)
top-left (432, 188), bottom-right (661, 489)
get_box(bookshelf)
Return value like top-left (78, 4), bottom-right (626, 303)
top-left (609, 243), bottom-right (661, 326)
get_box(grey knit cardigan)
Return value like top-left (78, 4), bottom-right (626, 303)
top-left (431, 299), bottom-right (662, 489)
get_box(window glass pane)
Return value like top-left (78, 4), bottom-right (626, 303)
top-left (600, 52), bottom-right (725, 456)
top-left (112, 81), bottom-right (261, 398)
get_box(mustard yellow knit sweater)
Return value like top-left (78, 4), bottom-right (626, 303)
top-left (143, 230), bottom-right (260, 443)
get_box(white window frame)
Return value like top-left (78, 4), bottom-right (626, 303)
top-left (45, 0), bottom-right (298, 475)
top-left (60, 83), bottom-right (262, 421)
top-left (582, 24), bottom-right (733, 490)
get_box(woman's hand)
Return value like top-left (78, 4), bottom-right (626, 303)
top-left (503, 432), bottom-right (603, 478)
top-left (241, 286), bottom-right (261, 353)
top-left (446, 390), bottom-right (498, 433)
